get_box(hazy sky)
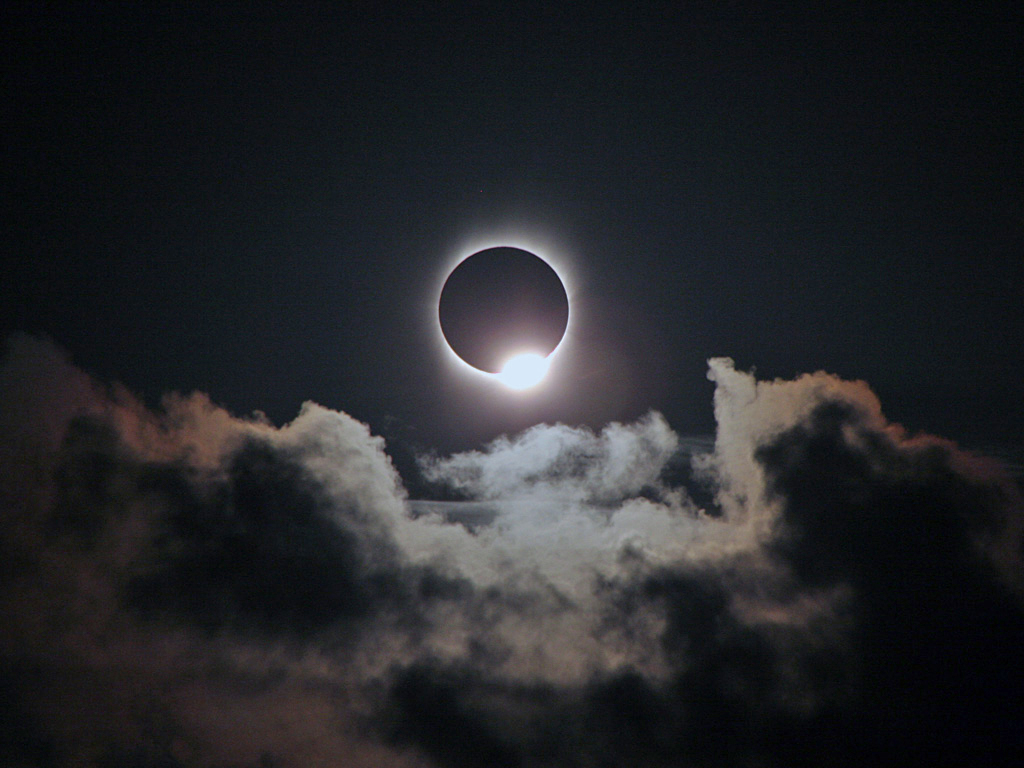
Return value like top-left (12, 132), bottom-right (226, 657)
top-left (4, 3), bottom-right (1022, 449)
top-left (2, 4), bottom-right (1023, 767)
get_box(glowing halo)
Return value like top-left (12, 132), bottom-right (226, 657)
top-left (434, 237), bottom-right (573, 389)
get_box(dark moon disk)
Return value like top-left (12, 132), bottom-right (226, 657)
top-left (439, 247), bottom-right (569, 374)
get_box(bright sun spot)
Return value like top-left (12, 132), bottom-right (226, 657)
top-left (496, 353), bottom-right (550, 390)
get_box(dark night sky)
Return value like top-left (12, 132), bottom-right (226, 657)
top-left (4, 2), bottom-right (1022, 451)
top-left (3, 6), bottom-right (1024, 767)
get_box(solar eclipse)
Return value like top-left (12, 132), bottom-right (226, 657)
top-left (438, 246), bottom-right (569, 389)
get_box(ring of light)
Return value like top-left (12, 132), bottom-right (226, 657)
top-left (435, 239), bottom-right (573, 390)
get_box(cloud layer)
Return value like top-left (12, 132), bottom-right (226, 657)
top-left (1, 334), bottom-right (1022, 767)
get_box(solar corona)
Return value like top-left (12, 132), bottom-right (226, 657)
top-left (438, 246), bottom-right (569, 389)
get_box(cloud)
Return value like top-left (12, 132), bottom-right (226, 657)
top-left (420, 412), bottom-right (679, 505)
top-left (1, 336), bottom-right (1022, 767)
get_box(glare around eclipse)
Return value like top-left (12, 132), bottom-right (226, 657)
top-left (495, 353), bottom-right (550, 390)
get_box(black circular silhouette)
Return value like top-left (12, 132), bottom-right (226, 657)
top-left (439, 247), bottom-right (569, 374)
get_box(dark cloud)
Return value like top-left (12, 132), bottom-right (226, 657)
top-left (127, 436), bottom-right (392, 635)
top-left (759, 397), bottom-right (1024, 764)
top-left (1, 336), bottom-right (1022, 766)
